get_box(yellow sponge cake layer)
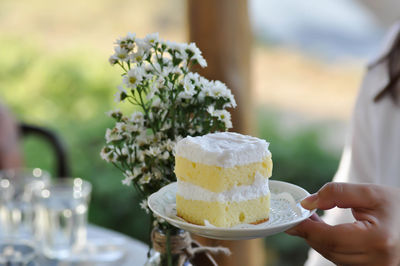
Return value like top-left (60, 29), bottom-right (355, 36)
top-left (175, 155), bottom-right (272, 193)
top-left (174, 132), bottom-right (273, 228)
top-left (176, 194), bottom-right (270, 227)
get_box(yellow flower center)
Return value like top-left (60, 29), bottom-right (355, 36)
top-left (130, 77), bottom-right (137, 84)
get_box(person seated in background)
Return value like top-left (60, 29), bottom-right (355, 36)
top-left (0, 102), bottom-right (22, 170)
top-left (287, 21), bottom-right (400, 265)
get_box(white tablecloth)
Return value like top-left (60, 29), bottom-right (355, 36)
top-left (86, 225), bottom-right (148, 265)
top-left (36, 224), bottom-right (149, 265)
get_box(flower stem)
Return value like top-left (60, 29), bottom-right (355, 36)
top-left (166, 227), bottom-right (173, 266)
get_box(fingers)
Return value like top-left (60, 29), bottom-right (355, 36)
top-left (286, 218), bottom-right (375, 265)
top-left (286, 218), bottom-right (369, 254)
top-left (311, 246), bottom-right (368, 266)
top-left (301, 182), bottom-right (381, 211)
top-left (309, 213), bottom-right (323, 222)
top-left (285, 213), bottom-right (322, 236)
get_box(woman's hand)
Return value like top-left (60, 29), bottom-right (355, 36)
top-left (286, 182), bottom-right (400, 266)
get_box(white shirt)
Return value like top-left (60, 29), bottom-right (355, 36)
top-left (305, 22), bottom-right (400, 266)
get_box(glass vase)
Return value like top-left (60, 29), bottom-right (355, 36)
top-left (145, 225), bottom-right (192, 266)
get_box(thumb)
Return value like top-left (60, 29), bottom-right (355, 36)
top-left (301, 182), bottom-right (380, 211)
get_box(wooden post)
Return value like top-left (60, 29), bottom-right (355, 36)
top-left (187, 1), bottom-right (264, 265)
top-left (187, 0), bottom-right (254, 135)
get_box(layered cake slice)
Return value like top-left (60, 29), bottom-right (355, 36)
top-left (174, 132), bottom-right (272, 227)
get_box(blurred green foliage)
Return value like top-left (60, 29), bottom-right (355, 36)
top-left (1, 37), bottom-right (340, 265)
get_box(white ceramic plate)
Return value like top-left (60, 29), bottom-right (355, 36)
top-left (148, 180), bottom-right (315, 240)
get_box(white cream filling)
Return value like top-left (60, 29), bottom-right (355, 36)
top-left (177, 172), bottom-right (270, 202)
top-left (175, 132), bottom-right (271, 168)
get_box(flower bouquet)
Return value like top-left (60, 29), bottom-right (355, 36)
top-left (101, 32), bottom-right (236, 265)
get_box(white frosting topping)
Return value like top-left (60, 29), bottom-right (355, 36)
top-left (177, 172), bottom-right (270, 202)
top-left (175, 132), bottom-right (270, 167)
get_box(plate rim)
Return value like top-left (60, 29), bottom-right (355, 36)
top-left (148, 180), bottom-right (315, 233)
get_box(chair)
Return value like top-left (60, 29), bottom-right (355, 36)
top-left (19, 123), bottom-right (70, 178)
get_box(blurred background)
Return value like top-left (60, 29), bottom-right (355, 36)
top-left (0, 0), bottom-right (398, 265)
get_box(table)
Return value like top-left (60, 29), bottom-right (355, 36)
top-left (86, 225), bottom-right (148, 265)
top-left (34, 225), bottom-right (149, 265)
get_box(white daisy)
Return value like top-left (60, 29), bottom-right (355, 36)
top-left (135, 38), bottom-right (151, 54)
top-left (125, 32), bottom-right (136, 42)
top-left (151, 98), bottom-right (161, 107)
top-left (121, 176), bottom-right (133, 186)
top-left (210, 81), bottom-right (237, 107)
top-left (108, 55), bottom-right (118, 65)
top-left (186, 43), bottom-right (207, 67)
top-left (115, 32), bottom-right (136, 46)
top-left (130, 48), bottom-right (147, 63)
top-left (113, 46), bottom-right (129, 62)
top-left (130, 111), bottom-right (144, 124)
top-left (139, 199), bottom-right (150, 214)
top-left (136, 131), bottom-right (150, 146)
top-left (136, 149), bottom-right (145, 162)
top-left (123, 68), bottom-right (144, 88)
top-left (105, 128), bottom-right (123, 143)
top-left (100, 146), bottom-right (118, 163)
top-left (114, 85), bottom-right (127, 102)
top-left (214, 109), bottom-right (233, 129)
top-left (160, 121), bottom-right (171, 131)
top-left (145, 146), bottom-right (162, 157)
top-left (144, 33), bottom-right (159, 45)
top-left (105, 109), bottom-right (122, 119)
top-left (139, 173), bottom-right (152, 185)
top-left (182, 75), bottom-right (196, 94)
top-left (207, 105), bottom-right (215, 115)
top-left (100, 146), bottom-right (114, 162)
top-left (161, 151), bottom-right (170, 160)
